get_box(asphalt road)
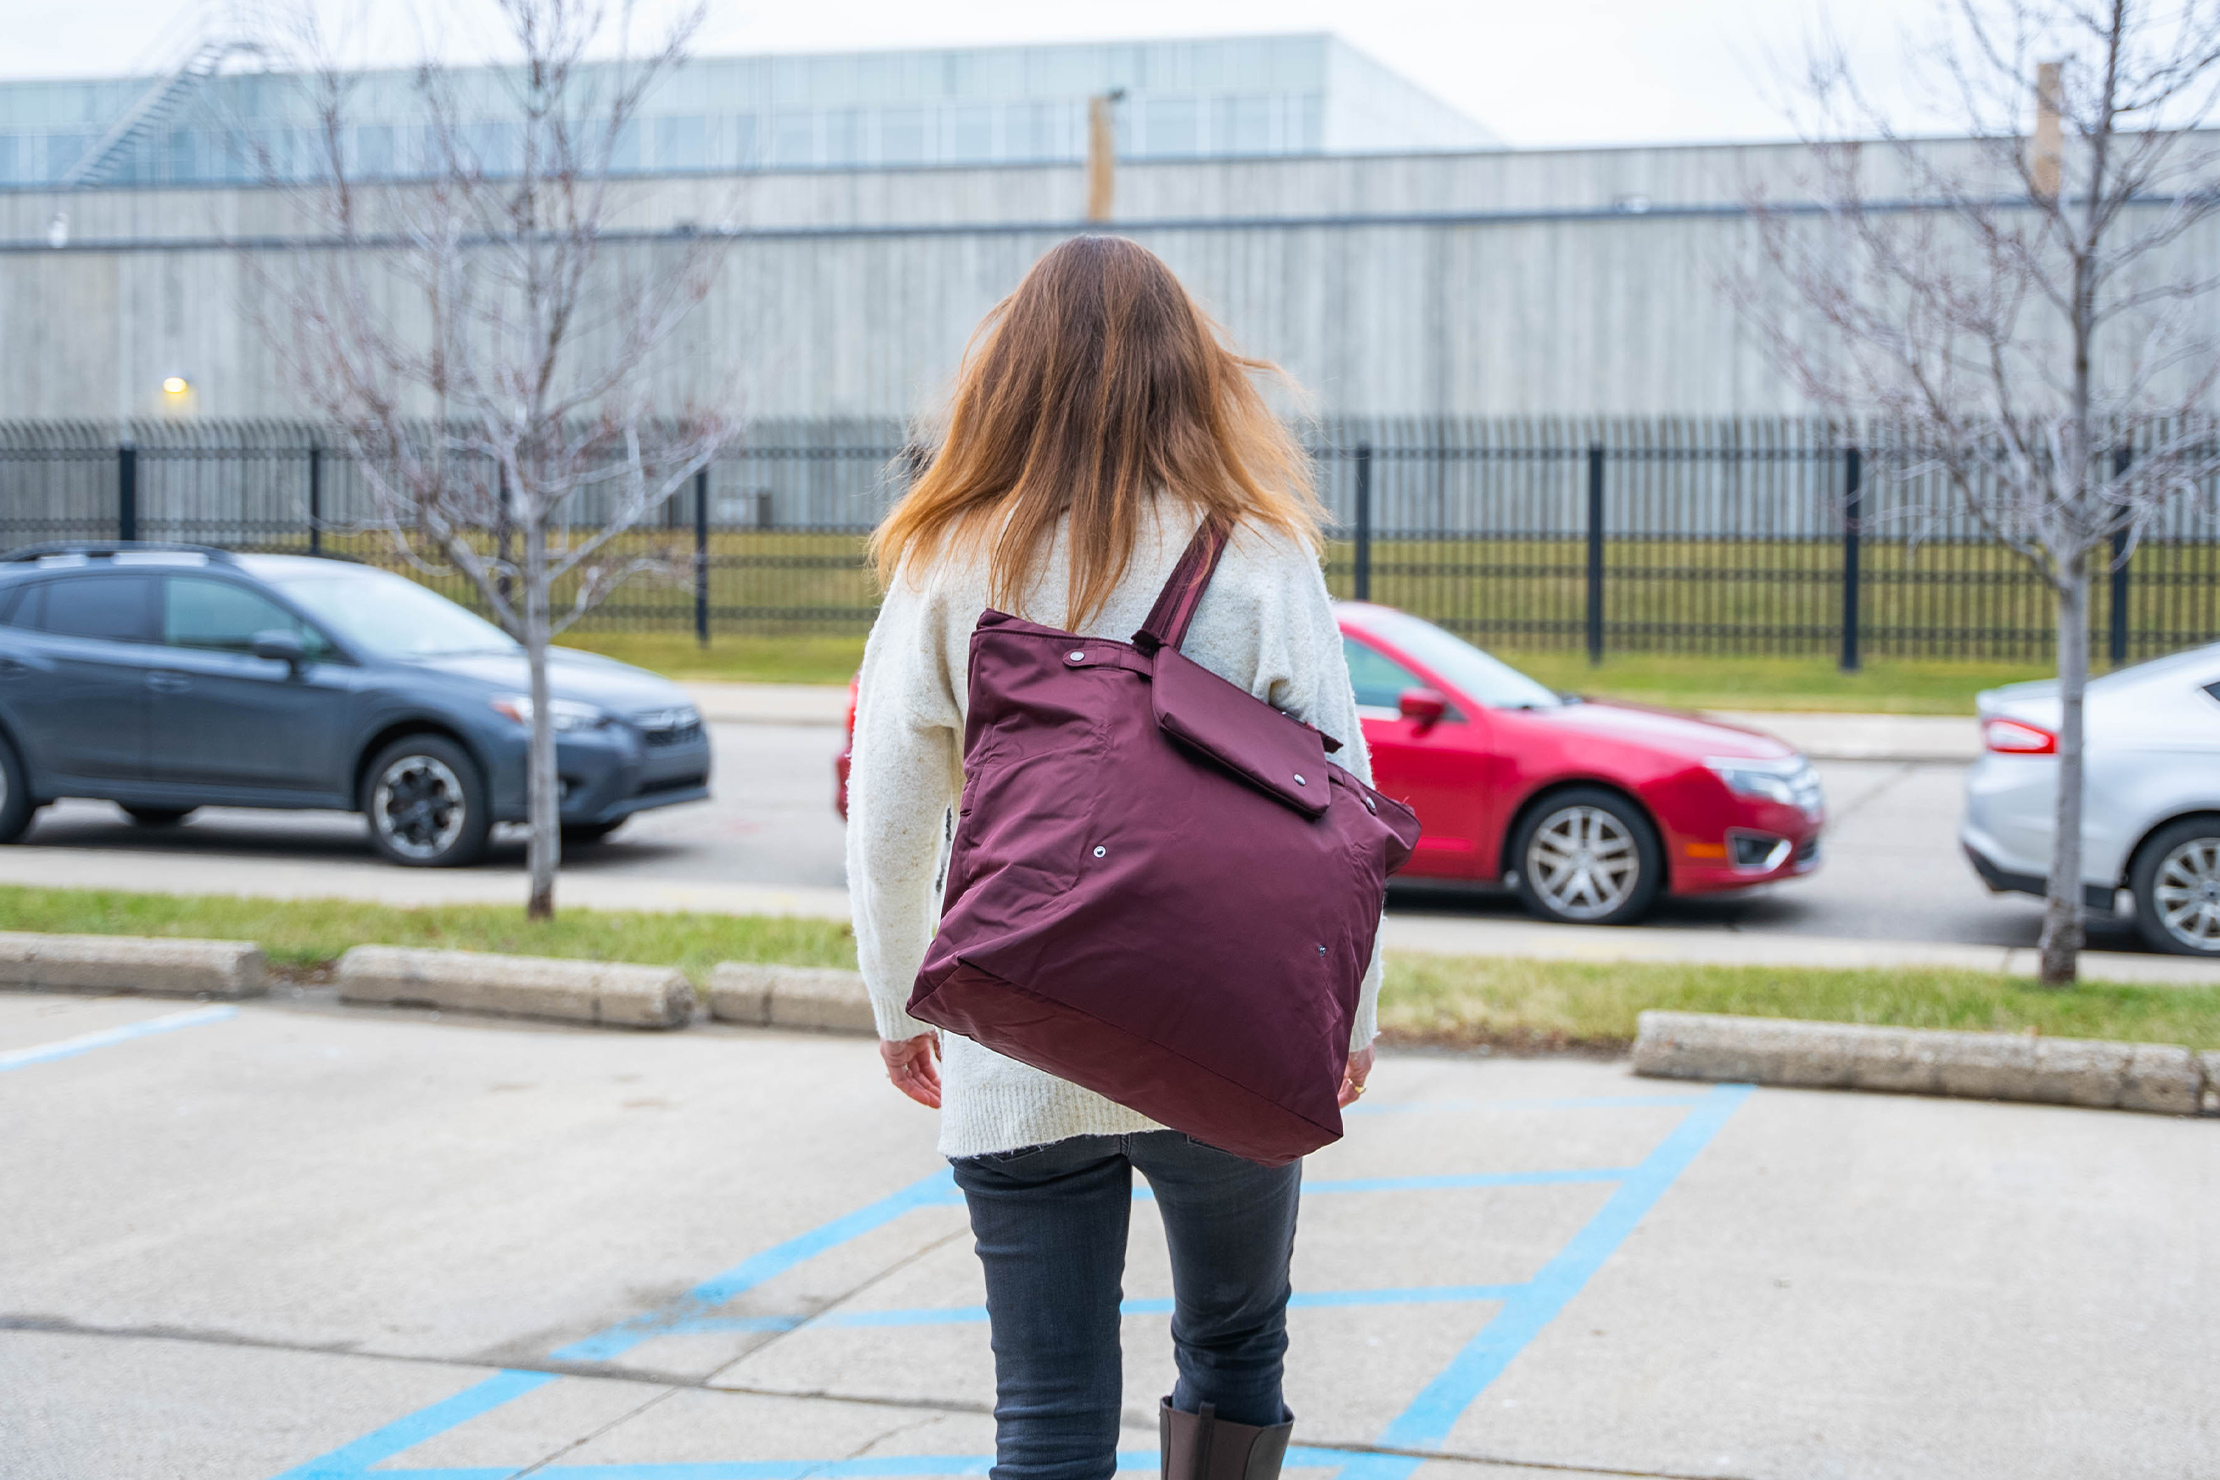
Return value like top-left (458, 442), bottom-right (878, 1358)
top-left (5, 990), bottom-right (2213, 1480)
top-left (3, 719), bottom-right (2150, 954)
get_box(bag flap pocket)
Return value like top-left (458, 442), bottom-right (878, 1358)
top-left (1152, 648), bottom-right (1332, 818)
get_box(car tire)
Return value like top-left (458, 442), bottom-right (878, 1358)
top-left (561, 818), bottom-right (625, 846)
top-left (0, 733), bottom-right (36, 845)
top-left (124, 806), bottom-right (195, 827)
top-left (2129, 816), bottom-right (2220, 957)
top-left (362, 734), bottom-right (490, 868)
top-left (1508, 786), bottom-right (1664, 927)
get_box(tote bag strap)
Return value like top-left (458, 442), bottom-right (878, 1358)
top-left (1133, 515), bottom-right (1231, 654)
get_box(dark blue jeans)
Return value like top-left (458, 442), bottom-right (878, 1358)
top-left (949, 1131), bottom-right (1303, 1480)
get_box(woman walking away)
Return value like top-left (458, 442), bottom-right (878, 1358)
top-left (847, 235), bottom-right (1385, 1480)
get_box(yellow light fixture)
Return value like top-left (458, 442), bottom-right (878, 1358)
top-left (162, 376), bottom-right (189, 396)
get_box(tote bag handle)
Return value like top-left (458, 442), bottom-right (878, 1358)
top-left (1133, 517), bottom-right (1231, 655)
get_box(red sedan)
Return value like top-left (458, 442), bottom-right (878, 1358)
top-left (1338, 603), bottom-right (1822, 924)
top-left (837, 604), bottom-right (1824, 926)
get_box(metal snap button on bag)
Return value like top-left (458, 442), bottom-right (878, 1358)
top-left (908, 517), bottom-right (1421, 1167)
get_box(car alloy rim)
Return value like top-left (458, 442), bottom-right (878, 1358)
top-left (2152, 835), bottom-right (2220, 950)
top-left (1527, 805), bottom-right (1640, 921)
top-left (373, 755), bottom-right (466, 860)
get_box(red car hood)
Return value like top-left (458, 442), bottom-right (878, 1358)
top-left (1514, 699), bottom-right (1796, 760)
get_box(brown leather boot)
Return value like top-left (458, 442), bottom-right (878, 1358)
top-left (1159, 1396), bottom-right (1294, 1480)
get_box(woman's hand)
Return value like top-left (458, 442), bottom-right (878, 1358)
top-left (881, 1033), bottom-right (943, 1108)
top-left (1338, 1045), bottom-right (1375, 1108)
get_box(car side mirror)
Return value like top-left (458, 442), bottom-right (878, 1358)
top-left (250, 628), bottom-right (307, 674)
top-left (1398, 687), bottom-right (1448, 732)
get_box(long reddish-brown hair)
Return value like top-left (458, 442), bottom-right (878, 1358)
top-left (869, 235), bottom-right (1323, 627)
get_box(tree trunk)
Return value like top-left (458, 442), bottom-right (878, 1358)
top-left (524, 516), bottom-right (561, 921)
top-left (2038, 550), bottom-right (2090, 985)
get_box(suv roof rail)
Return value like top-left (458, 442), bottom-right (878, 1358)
top-left (0, 540), bottom-right (239, 564)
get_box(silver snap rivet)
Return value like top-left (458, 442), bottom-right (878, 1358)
top-left (1092, 845), bottom-right (1106, 858)
top-left (1293, 773), bottom-right (1307, 786)
top-left (1317, 944), bottom-right (1327, 956)
top-left (1067, 650), bottom-right (1086, 662)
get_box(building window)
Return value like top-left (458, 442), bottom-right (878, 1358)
top-left (654, 114), bottom-right (705, 170)
top-left (729, 114), bottom-right (759, 166)
top-left (46, 132), bottom-right (88, 181)
top-left (607, 118), bottom-right (640, 173)
top-left (771, 110), bottom-right (814, 167)
top-left (1216, 95), bottom-right (1273, 155)
top-left (826, 109), bottom-right (865, 166)
top-left (352, 124), bottom-right (394, 178)
top-left (950, 105), bottom-right (994, 162)
top-left (880, 107), bottom-right (925, 165)
top-left (1143, 96), bottom-right (1197, 156)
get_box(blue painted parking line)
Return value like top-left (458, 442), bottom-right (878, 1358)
top-left (0, 1003), bottom-right (236, 1074)
top-left (269, 1369), bottom-right (556, 1480)
top-left (663, 1284), bottom-right (1531, 1336)
top-left (1366, 1083), bottom-right (1754, 1473)
top-left (264, 1082), bottom-right (1752, 1480)
top-left (551, 1170), bottom-right (965, 1363)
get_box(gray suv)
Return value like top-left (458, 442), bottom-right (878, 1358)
top-left (0, 543), bottom-right (710, 866)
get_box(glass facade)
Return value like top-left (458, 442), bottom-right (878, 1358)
top-left (0, 33), bottom-right (1493, 189)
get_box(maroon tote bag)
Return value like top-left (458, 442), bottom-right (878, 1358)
top-left (908, 518), bottom-right (1420, 1166)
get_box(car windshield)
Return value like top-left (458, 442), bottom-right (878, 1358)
top-left (1357, 609), bottom-right (1564, 710)
top-left (269, 568), bottom-right (519, 660)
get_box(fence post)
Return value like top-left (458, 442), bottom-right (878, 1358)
top-left (693, 466), bottom-right (711, 648)
top-left (1585, 444), bottom-right (1605, 666)
top-left (307, 445), bottom-right (323, 557)
top-left (1352, 442), bottom-right (1373, 602)
top-left (1840, 446), bottom-right (1863, 673)
top-left (117, 444), bottom-right (137, 543)
top-left (2109, 443), bottom-right (2132, 668)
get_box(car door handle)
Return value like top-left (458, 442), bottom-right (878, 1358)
top-left (145, 671), bottom-right (193, 694)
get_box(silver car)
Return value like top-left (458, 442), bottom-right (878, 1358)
top-left (1960, 643), bottom-right (2220, 957)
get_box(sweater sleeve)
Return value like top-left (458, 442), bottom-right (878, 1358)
top-left (845, 569), bottom-right (965, 1041)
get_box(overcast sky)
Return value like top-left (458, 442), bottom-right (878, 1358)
top-left (3, 0), bottom-right (1967, 148)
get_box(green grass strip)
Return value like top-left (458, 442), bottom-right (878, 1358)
top-left (1381, 954), bottom-right (2220, 1052)
top-left (0, 886), bottom-right (858, 982)
top-left (5, 885), bottom-right (2208, 1051)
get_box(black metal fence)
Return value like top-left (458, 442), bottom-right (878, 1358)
top-left (5, 417), bottom-right (2217, 665)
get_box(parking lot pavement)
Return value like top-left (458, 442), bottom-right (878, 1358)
top-left (4, 989), bottom-right (2213, 1480)
top-left (0, 719), bottom-right (2166, 960)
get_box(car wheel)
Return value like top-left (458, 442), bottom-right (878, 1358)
top-left (362, 735), bottom-right (490, 868)
top-left (1509, 786), bottom-right (1664, 926)
top-left (124, 806), bottom-right (195, 827)
top-left (2130, 816), bottom-right (2220, 957)
top-left (561, 818), bottom-right (625, 846)
top-left (0, 734), bottom-right (36, 845)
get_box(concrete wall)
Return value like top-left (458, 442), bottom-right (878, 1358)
top-left (2, 136), bottom-right (2213, 422)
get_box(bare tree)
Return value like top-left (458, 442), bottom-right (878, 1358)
top-left (1739, 0), bottom-right (2220, 983)
top-left (256, 0), bottom-right (733, 919)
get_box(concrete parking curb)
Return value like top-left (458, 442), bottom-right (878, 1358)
top-left (0, 931), bottom-right (266, 999)
top-left (337, 946), bottom-right (694, 1029)
top-left (1633, 1010), bottom-right (2211, 1115)
top-left (708, 961), bottom-right (875, 1033)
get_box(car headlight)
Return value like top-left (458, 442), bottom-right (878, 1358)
top-left (1706, 756), bottom-right (1823, 816)
top-left (491, 694), bottom-right (608, 732)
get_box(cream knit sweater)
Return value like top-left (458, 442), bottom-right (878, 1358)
top-left (846, 501), bottom-right (1384, 1160)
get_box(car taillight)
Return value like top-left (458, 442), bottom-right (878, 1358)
top-left (1983, 718), bottom-right (2057, 754)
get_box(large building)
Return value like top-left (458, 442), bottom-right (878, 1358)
top-left (0, 34), bottom-right (2213, 426)
top-left (0, 33), bottom-right (1492, 189)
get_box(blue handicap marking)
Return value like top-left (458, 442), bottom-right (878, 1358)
top-left (267, 1084), bottom-right (1754, 1479)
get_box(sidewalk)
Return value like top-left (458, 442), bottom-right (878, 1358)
top-left (683, 682), bottom-right (1981, 763)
